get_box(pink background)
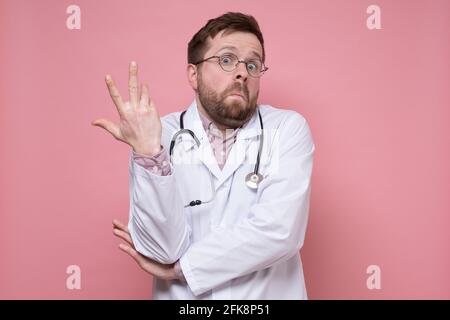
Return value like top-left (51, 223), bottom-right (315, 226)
top-left (1, 0), bottom-right (449, 299)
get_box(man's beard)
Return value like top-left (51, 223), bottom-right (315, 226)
top-left (197, 73), bottom-right (258, 129)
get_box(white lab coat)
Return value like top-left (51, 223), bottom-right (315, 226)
top-left (128, 100), bottom-right (315, 299)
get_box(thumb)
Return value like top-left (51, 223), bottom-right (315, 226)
top-left (91, 118), bottom-right (122, 140)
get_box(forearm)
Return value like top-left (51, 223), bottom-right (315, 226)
top-left (128, 151), bottom-right (191, 264)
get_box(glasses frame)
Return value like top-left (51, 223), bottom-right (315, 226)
top-left (193, 53), bottom-right (269, 78)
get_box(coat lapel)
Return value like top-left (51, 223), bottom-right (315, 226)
top-left (216, 108), bottom-right (261, 188)
top-left (181, 101), bottom-right (222, 181)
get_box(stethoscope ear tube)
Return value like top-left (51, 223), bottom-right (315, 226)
top-left (169, 128), bottom-right (200, 161)
top-left (245, 110), bottom-right (264, 190)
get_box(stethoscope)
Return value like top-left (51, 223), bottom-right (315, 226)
top-left (169, 108), bottom-right (264, 207)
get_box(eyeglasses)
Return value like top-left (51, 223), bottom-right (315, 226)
top-left (193, 53), bottom-right (268, 78)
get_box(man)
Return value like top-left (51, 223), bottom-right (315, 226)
top-left (92, 12), bottom-right (315, 299)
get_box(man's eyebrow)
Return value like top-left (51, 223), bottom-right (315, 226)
top-left (216, 46), bottom-right (262, 61)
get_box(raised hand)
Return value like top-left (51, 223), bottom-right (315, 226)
top-left (92, 61), bottom-right (162, 156)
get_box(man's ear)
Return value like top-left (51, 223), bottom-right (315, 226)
top-left (187, 64), bottom-right (199, 91)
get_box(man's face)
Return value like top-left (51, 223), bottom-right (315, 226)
top-left (194, 30), bottom-right (263, 129)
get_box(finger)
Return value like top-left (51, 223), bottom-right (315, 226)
top-left (112, 219), bottom-right (129, 233)
top-left (119, 243), bottom-right (147, 267)
top-left (148, 95), bottom-right (157, 111)
top-left (105, 75), bottom-right (125, 116)
top-left (128, 61), bottom-right (139, 107)
top-left (113, 228), bottom-right (134, 248)
top-left (139, 83), bottom-right (149, 110)
top-left (91, 119), bottom-right (122, 140)
top-left (119, 243), bottom-right (141, 263)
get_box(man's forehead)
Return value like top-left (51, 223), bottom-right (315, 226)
top-left (215, 45), bottom-right (262, 60)
top-left (206, 31), bottom-right (263, 58)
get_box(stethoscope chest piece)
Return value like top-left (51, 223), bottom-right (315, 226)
top-left (245, 172), bottom-right (263, 190)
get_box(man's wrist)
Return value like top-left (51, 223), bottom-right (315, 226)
top-left (133, 144), bottom-right (162, 157)
top-left (173, 260), bottom-right (186, 282)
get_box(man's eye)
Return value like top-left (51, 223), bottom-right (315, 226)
top-left (221, 57), bottom-right (232, 64)
top-left (247, 63), bottom-right (257, 71)
top-left (248, 61), bottom-right (262, 72)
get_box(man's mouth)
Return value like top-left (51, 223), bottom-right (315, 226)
top-left (229, 92), bottom-right (246, 100)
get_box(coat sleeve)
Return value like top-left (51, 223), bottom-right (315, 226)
top-left (179, 112), bottom-right (315, 296)
top-left (127, 120), bottom-right (191, 264)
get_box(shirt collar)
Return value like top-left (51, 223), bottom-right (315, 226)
top-left (197, 108), bottom-right (241, 141)
top-left (180, 100), bottom-right (261, 145)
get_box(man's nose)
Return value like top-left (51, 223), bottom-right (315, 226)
top-left (233, 62), bottom-right (248, 82)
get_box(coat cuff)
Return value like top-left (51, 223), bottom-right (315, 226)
top-left (179, 255), bottom-right (203, 296)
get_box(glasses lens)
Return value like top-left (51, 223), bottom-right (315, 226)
top-left (219, 54), bottom-right (238, 71)
top-left (247, 60), bottom-right (263, 77)
top-left (218, 53), bottom-right (266, 77)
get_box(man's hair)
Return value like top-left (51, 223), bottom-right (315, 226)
top-left (188, 12), bottom-right (265, 65)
